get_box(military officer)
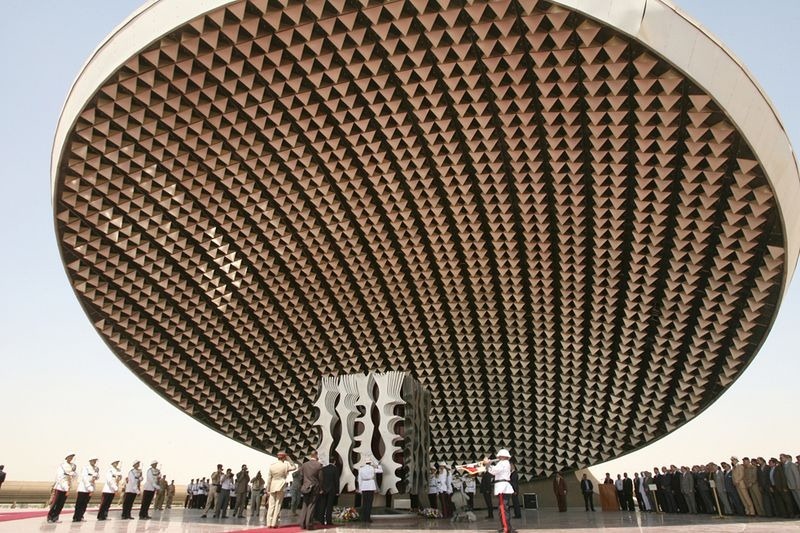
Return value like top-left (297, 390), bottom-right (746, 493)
top-left (97, 460), bottom-right (121, 520)
top-left (47, 453), bottom-right (78, 523)
top-left (72, 457), bottom-right (99, 522)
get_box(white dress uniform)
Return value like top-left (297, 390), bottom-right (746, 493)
top-left (78, 465), bottom-right (97, 493)
top-left (126, 469), bottom-right (141, 494)
top-left (144, 466), bottom-right (159, 491)
top-left (103, 466), bottom-right (121, 494)
top-left (488, 459), bottom-right (513, 495)
top-left (54, 462), bottom-right (76, 492)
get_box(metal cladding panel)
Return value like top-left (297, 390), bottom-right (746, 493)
top-left (52, 0), bottom-right (797, 480)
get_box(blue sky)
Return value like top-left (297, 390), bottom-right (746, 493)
top-left (1, 0), bottom-right (798, 483)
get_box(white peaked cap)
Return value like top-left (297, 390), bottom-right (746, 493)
top-left (497, 449), bottom-right (511, 458)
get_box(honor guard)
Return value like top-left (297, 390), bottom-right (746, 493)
top-left (97, 460), bottom-right (121, 520)
top-left (121, 460), bottom-right (142, 519)
top-left (140, 459), bottom-right (160, 519)
top-left (72, 457), bottom-right (99, 522)
top-left (47, 453), bottom-right (77, 523)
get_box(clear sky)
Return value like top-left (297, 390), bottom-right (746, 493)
top-left (1, 1), bottom-right (798, 484)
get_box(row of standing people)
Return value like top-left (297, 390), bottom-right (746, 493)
top-left (46, 454), bottom-right (174, 524)
top-left (599, 454), bottom-right (800, 518)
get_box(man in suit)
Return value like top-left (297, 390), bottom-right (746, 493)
top-left (622, 473), bottom-right (635, 512)
top-left (479, 468), bottom-right (494, 518)
top-left (580, 473), bottom-right (595, 511)
top-left (679, 466), bottom-right (697, 513)
top-left (770, 457), bottom-right (793, 517)
top-left (265, 452), bottom-right (297, 527)
top-left (553, 472), bottom-right (567, 512)
top-left (298, 450), bottom-right (323, 530)
top-left (712, 463), bottom-right (732, 514)
top-left (722, 462), bottom-right (744, 515)
top-left (316, 458), bottom-right (339, 525)
top-left (756, 457), bottom-right (775, 517)
top-left (781, 453), bottom-right (800, 516)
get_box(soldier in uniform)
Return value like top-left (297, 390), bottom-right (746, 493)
top-left (47, 453), bottom-right (77, 523)
top-left (140, 459), bottom-right (160, 519)
top-left (97, 460), bottom-right (121, 520)
top-left (166, 480), bottom-right (176, 509)
top-left (121, 460), bottom-right (142, 519)
top-left (72, 457), bottom-right (99, 522)
top-left (358, 458), bottom-right (382, 523)
top-left (154, 474), bottom-right (169, 510)
top-left (483, 449), bottom-right (514, 533)
top-left (265, 451), bottom-right (297, 527)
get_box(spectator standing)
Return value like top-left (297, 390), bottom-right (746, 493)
top-left (214, 468), bottom-right (234, 518)
top-left (202, 465), bottom-right (224, 518)
top-left (250, 471), bottom-right (265, 518)
top-left (464, 473), bottom-right (476, 511)
top-left (553, 472), bottom-right (567, 512)
top-left (0, 465), bottom-right (5, 491)
top-left (479, 468), bottom-right (493, 518)
top-left (234, 465), bottom-right (250, 518)
top-left (166, 480), bottom-right (176, 509)
top-left (317, 458), bottom-right (339, 525)
top-left (580, 473), bottom-right (595, 511)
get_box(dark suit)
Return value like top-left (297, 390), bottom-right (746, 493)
top-left (724, 469), bottom-right (744, 515)
top-left (298, 459), bottom-right (323, 529)
top-left (771, 465), bottom-right (793, 518)
top-left (316, 464), bottom-right (338, 525)
top-left (622, 477), bottom-right (635, 512)
top-left (480, 471), bottom-right (494, 518)
top-left (581, 478), bottom-right (594, 511)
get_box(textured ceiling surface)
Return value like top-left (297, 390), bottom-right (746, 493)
top-left (54, 0), bottom-right (788, 478)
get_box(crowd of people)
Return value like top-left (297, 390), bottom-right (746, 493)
top-left (596, 454), bottom-right (800, 518)
top-left (41, 450), bottom-right (371, 529)
top-left (39, 450), bottom-right (800, 526)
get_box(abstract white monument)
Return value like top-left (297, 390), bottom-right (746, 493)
top-left (313, 371), bottom-right (431, 497)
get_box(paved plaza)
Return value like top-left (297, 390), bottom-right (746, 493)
top-left (1, 508), bottom-right (799, 532)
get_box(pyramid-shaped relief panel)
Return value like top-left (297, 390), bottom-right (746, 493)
top-left (54, 0), bottom-right (788, 479)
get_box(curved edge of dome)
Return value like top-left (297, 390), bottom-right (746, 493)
top-left (554, 0), bottom-right (800, 293)
top-left (50, 0), bottom-right (236, 201)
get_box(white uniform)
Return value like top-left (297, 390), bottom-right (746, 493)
top-left (428, 474), bottom-right (439, 495)
top-left (358, 463), bottom-right (382, 492)
top-left (103, 466), bottom-right (121, 494)
top-left (54, 462), bottom-right (76, 492)
top-left (78, 464), bottom-right (98, 493)
top-left (487, 459), bottom-right (513, 495)
top-left (144, 466), bottom-right (160, 491)
top-left (126, 468), bottom-right (142, 494)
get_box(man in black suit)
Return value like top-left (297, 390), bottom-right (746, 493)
top-left (622, 473), bottom-right (635, 512)
top-left (580, 474), bottom-right (595, 511)
top-left (480, 469), bottom-right (494, 518)
top-left (316, 459), bottom-right (339, 525)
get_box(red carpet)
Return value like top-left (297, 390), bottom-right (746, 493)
top-left (0, 511), bottom-right (49, 522)
top-left (226, 524), bottom-right (336, 533)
